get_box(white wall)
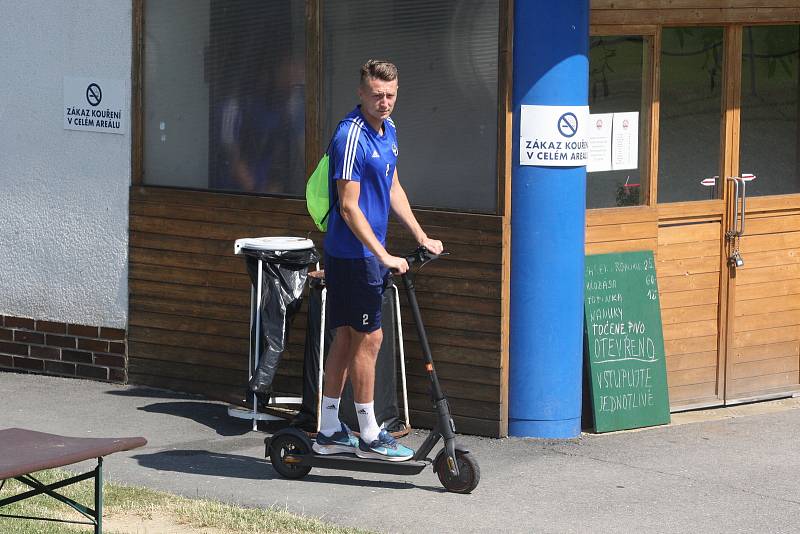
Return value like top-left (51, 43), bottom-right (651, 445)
top-left (0, 0), bottom-right (132, 328)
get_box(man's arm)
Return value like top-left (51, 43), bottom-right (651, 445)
top-left (389, 169), bottom-right (443, 255)
top-left (337, 179), bottom-right (410, 273)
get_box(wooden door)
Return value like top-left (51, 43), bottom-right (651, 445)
top-left (650, 26), bottom-right (731, 410)
top-left (725, 196), bottom-right (800, 402)
top-left (584, 26), bottom-right (731, 411)
top-left (722, 24), bottom-right (800, 403)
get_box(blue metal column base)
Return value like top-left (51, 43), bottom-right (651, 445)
top-left (509, 418), bottom-right (581, 439)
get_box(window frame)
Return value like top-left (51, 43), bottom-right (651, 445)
top-left (587, 24), bottom-right (658, 210)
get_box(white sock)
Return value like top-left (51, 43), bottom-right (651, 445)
top-left (355, 401), bottom-right (381, 444)
top-left (319, 396), bottom-right (341, 436)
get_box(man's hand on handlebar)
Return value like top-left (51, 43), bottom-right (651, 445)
top-left (381, 254), bottom-right (410, 274)
top-left (419, 237), bottom-right (443, 256)
top-left (382, 237), bottom-right (444, 274)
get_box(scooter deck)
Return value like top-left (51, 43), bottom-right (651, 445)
top-left (296, 453), bottom-right (428, 475)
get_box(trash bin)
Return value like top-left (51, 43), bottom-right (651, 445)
top-left (229, 236), bottom-right (319, 430)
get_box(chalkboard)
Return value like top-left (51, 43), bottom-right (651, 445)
top-left (584, 250), bottom-right (670, 433)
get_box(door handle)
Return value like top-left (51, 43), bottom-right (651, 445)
top-left (737, 173), bottom-right (756, 236)
top-left (726, 175), bottom-right (753, 269)
top-left (726, 177), bottom-right (740, 239)
top-left (726, 175), bottom-right (751, 238)
top-left (738, 177), bottom-right (746, 236)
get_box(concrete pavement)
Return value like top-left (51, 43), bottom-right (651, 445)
top-left (2, 372), bottom-right (799, 533)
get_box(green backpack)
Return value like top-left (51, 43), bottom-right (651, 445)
top-left (306, 153), bottom-right (332, 232)
top-left (305, 119), bottom-right (357, 232)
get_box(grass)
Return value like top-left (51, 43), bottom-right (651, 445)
top-left (0, 468), bottom-right (371, 534)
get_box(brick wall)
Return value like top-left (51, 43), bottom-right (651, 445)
top-left (0, 315), bottom-right (126, 382)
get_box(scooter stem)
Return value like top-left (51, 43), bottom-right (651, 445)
top-left (401, 269), bottom-right (460, 477)
top-left (400, 272), bottom-right (446, 403)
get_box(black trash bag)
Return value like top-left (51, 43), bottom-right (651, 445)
top-left (244, 247), bottom-right (319, 400)
top-left (291, 276), bottom-right (404, 434)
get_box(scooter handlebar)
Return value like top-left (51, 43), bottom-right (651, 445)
top-left (404, 245), bottom-right (443, 266)
top-left (388, 246), bottom-right (446, 275)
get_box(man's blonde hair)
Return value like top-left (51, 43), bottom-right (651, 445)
top-left (360, 59), bottom-right (398, 86)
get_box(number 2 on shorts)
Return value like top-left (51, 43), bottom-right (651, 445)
top-left (362, 313), bottom-right (369, 326)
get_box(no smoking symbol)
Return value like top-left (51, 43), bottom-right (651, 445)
top-left (86, 83), bottom-right (102, 107)
top-left (557, 112), bottom-right (578, 138)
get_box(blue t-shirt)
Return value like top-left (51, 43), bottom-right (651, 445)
top-left (324, 106), bottom-right (399, 259)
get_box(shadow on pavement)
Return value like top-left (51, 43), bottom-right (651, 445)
top-left (132, 449), bottom-right (276, 480)
top-left (104, 386), bottom-right (206, 400)
top-left (302, 473), bottom-right (443, 492)
top-left (137, 401), bottom-right (253, 437)
top-left (131, 449), bottom-right (443, 491)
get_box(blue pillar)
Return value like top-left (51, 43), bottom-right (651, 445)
top-left (509, 0), bottom-right (589, 438)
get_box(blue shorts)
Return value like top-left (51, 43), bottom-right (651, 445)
top-left (325, 254), bottom-right (390, 333)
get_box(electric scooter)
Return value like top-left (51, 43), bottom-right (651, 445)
top-left (265, 247), bottom-right (480, 494)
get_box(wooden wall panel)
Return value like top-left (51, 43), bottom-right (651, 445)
top-left (657, 221), bottom-right (722, 407)
top-left (729, 206), bottom-right (800, 400)
top-left (128, 187), bottom-right (504, 437)
top-left (585, 207), bottom-right (658, 255)
top-left (586, 208), bottom-right (724, 411)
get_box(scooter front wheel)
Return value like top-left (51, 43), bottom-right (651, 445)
top-left (433, 450), bottom-right (480, 494)
top-left (269, 434), bottom-right (312, 479)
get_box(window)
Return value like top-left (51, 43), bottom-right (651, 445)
top-left (140, 1), bottom-right (501, 211)
top-left (740, 25), bottom-right (800, 197)
top-left (658, 27), bottom-right (724, 203)
top-left (588, 35), bottom-right (648, 208)
top-left (143, 0), bottom-right (306, 195)
top-left (322, 0), bottom-right (499, 213)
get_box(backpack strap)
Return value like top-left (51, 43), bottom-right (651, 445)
top-left (322, 118), bottom-right (363, 228)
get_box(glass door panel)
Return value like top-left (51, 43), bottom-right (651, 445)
top-left (740, 25), bottom-right (800, 197)
top-left (587, 35), bottom-right (649, 209)
top-left (658, 27), bottom-right (724, 203)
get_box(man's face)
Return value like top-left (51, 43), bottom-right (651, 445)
top-left (358, 77), bottom-right (398, 124)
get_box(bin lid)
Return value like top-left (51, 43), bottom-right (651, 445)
top-left (234, 236), bottom-right (315, 255)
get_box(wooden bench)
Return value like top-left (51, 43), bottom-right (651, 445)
top-left (0, 428), bottom-right (146, 534)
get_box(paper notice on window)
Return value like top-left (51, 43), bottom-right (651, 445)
top-left (587, 113), bottom-right (613, 173)
top-left (612, 112), bottom-right (639, 171)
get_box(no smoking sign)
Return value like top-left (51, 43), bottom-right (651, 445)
top-left (520, 105), bottom-right (589, 167)
top-left (63, 76), bottom-right (127, 135)
top-left (86, 83), bottom-right (102, 106)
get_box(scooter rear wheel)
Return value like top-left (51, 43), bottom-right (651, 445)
top-left (434, 450), bottom-right (480, 494)
top-left (269, 434), bottom-right (312, 479)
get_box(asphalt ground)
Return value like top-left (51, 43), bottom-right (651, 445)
top-left (2, 372), bottom-right (799, 534)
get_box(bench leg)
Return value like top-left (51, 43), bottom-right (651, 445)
top-left (0, 458), bottom-right (104, 533)
top-left (95, 457), bottom-right (103, 534)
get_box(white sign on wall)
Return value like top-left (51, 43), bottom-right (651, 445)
top-left (587, 111), bottom-right (639, 173)
top-left (612, 111), bottom-right (639, 171)
top-left (587, 113), bottom-right (613, 172)
top-left (520, 105), bottom-right (589, 166)
top-left (63, 77), bottom-right (127, 135)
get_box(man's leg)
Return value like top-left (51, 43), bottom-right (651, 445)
top-left (347, 328), bottom-right (383, 444)
top-left (318, 327), bottom-right (352, 436)
top-left (321, 327), bottom-right (352, 399)
top-left (347, 328), bottom-right (382, 403)
top-left (313, 327), bottom-right (362, 455)
top-left (320, 326), bottom-right (382, 440)
top-left (350, 326), bottom-right (413, 462)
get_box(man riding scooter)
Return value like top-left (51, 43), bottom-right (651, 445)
top-left (313, 59), bottom-right (443, 461)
